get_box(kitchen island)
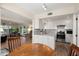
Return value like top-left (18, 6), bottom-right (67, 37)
top-left (32, 35), bottom-right (55, 49)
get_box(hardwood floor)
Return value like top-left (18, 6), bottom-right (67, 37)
top-left (55, 42), bottom-right (70, 56)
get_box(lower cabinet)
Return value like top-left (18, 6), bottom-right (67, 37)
top-left (32, 35), bottom-right (55, 49)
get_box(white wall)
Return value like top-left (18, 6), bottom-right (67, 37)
top-left (44, 18), bottom-right (73, 29)
top-left (73, 14), bottom-right (77, 45)
top-left (0, 7), bottom-right (1, 25)
top-left (0, 7), bottom-right (1, 51)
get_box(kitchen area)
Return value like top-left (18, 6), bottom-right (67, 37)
top-left (32, 14), bottom-right (73, 50)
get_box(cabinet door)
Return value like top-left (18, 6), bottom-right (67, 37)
top-left (41, 36), bottom-right (48, 46)
top-left (32, 35), bottom-right (39, 43)
top-left (38, 36), bottom-right (44, 44)
top-left (48, 37), bottom-right (55, 49)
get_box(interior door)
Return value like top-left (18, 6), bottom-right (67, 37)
top-left (77, 14), bottom-right (79, 47)
top-left (73, 14), bottom-right (78, 46)
top-left (76, 17), bottom-right (78, 46)
top-left (74, 14), bottom-right (79, 47)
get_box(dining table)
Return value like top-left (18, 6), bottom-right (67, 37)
top-left (9, 43), bottom-right (56, 56)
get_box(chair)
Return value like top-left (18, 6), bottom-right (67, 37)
top-left (69, 44), bottom-right (79, 56)
top-left (1, 35), bottom-right (7, 43)
top-left (8, 37), bottom-right (21, 52)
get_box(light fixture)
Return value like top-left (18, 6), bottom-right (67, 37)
top-left (42, 3), bottom-right (47, 11)
top-left (0, 27), bottom-right (4, 32)
top-left (28, 28), bottom-right (32, 32)
top-left (28, 25), bottom-right (32, 33)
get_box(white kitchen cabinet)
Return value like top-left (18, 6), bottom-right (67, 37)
top-left (32, 35), bottom-right (39, 43)
top-left (32, 35), bottom-right (55, 49)
top-left (66, 34), bottom-right (73, 43)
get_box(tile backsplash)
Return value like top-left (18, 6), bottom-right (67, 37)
top-left (34, 29), bottom-right (56, 36)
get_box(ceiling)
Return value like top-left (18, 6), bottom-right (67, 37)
top-left (16, 3), bottom-right (79, 15)
top-left (42, 14), bottom-right (73, 21)
top-left (1, 3), bottom-right (79, 17)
